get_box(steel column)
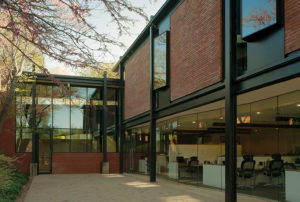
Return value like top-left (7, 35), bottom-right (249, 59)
top-left (224, 0), bottom-right (237, 201)
top-left (119, 63), bottom-right (124, 173)
top-left (103, 71), bottom-right (107, 162)
top-left (149, 25), bottom-right (156, 182)
top-left (31, 66), bottom-right (38, 164)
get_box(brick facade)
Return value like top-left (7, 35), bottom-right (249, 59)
top-left (285, 0), bottom-right (300, 54)
top-left (124, 41), bottom-right (150, 120)
top-left (0, 105), bottom-right (32, 174)
top-left (170, 0), bottom-right (223, 101)
top-left (52, 153), bottom-right (120, 174)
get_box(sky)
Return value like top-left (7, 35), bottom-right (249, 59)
top-left (46, 0), bottom-right (166, 75)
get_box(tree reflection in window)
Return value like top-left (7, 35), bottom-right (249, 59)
top-left (242, 0), bottom-right (277, 39)
top-left (154, 32), bottom-right (168, 89)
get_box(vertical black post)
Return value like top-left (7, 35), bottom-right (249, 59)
top-left (119, 63), bottom-right (124, 173)
top-left (150, 24), bottom-right (156, 182)
top-left (225, 0), bottom-right (237, 201)
top-left (31, 65), bottom-right (38, 169)
top-left (103, 71), bottom-right (107, 162)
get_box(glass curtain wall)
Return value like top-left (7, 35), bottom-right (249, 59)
top-left (156, 105), bottom-right (226, 189)
top-left (16, 83), bottom-right (119, 154)
top-left (236, 90), bottom-right (300, 201)
top-left (106, 88), bottom-right (119, 152)
top-left (16, 83), bottom-right (33, 152)
top-left (124, 125), bottom-right (150, 174)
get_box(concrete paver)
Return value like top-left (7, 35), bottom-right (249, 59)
top-left (24, 174), bottom-right (269, 202)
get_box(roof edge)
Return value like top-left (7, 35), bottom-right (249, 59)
top-left (112, 0), bottom-right (181, 72)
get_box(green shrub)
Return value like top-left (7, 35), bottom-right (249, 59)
top-left (0, 155), bottom-right (28, 202)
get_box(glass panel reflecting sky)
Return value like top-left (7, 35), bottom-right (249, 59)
top-left (71, 87), bottom-right (87, 129)
top-left (154, 32), bottom-right (167, 89)
top-left (53, 86), bottom-right (70, 128)
top-left (242, 0), bottom-right (277, 39)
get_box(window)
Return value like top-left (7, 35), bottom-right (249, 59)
top-left (241, 0), bottom-right (278, 40)
top-left (154, 32), bottom-right (168, 89)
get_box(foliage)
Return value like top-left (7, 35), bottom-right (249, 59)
top-left (77, 63), bottom-right (119, 79)
top-left (0, 154), bottom-right (17, 191)
top-left (0, 0), bottom-right (148, 134)
top-left (0, 154), bottom-right (28, 202)
top-left (0, 0), bottom-right (148, 71)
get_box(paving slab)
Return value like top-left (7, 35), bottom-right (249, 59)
top-left (24, 174), bottom-right (269, 202)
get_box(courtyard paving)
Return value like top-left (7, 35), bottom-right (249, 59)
top-left (24, 174), bottom-right (269, 202)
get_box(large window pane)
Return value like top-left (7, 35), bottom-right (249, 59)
top-left (37, 85), bottom-right (52, 128)
top-left (53, 129), bottom-right (70, 152)
top-left (71, 129), bottom-right (86, 152)
top-left (87, 87), bottom-right (102, 132)
top-left (154, 32), bottom-right (168, 89)
top-left (71, 87), bottom-right (87, 129)
top-left (106, 88), bottom-right (118, 128)
top-left (241, 0), bottom-right (277, 40)
top-left (237, 89), bottom-right (300, 201)
top-left (16, 84), bottom-right (33, 128)
top-left (16, 128), bottom-right (32, 152)
top-left (87, 133), bottom-right (100, 152)
top-left (53, 86), bottom-right (70, 128)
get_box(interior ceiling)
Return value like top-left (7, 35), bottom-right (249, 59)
top-left (158, 77), bottom-right (300, 122)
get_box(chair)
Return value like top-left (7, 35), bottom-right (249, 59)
top-left (237, 155), bottom-right (256, 188)
top-left (187, 157), bottom-right (199, 173)
top-left (263, 154), bottom-right (284, 186)
top-left (176, 156), bottom-right (185, 163)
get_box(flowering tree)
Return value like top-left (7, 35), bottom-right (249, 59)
top-left (0, 0), bottom-right (149, 134)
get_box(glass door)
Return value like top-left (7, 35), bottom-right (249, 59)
top-left (38, 130), bottom-right (52, 173)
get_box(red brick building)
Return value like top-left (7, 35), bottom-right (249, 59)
top-left (1, 0), bottom-right (300, 201)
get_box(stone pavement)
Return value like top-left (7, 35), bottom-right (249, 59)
top-left (24, 174), bottom-right (269, 202)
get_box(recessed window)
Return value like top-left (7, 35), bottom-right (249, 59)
top-left (241, 0), bottom-right (278, 40)
top-left (154, 32), bottom-right (168, 89)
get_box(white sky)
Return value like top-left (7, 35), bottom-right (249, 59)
top-left (46, 0), bottom-right (166, 75)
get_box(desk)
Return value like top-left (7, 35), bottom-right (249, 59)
top-left (203, 164), bottom-right (225, 189)
top-left (285, 170), bottom-right (300, 202)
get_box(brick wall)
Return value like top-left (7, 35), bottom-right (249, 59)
top-left (285, 0), bottom-right (300, 54)
top-left (124, 41), bottom-right (150, 120)
top-left (52, 153), bottom-right (120, 174)
top-left (0, 103), bottom-right (32, 174)
top-left (170, 0), bottom-right (223, 101)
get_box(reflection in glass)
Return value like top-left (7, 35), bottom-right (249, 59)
top-left (16, 84), bottom-right (33, 128)
top-left (71, 87), bottom-right (87, 129)
top-left (16, 128), bottom-right (32, 152)
top-left (107, 132), bottom-right (117, 152)
top-left (153, 108), bottom-right (227, 188)
top-left (241, 0), bottom-right (277, 39)
top-left (106, 88), bottom-right (118, 128)
top-left (87, 133), bottom-right (99, 152)
top-left (154, 32), bottom-right (167, 89)
top-left (53, 86), bottom-right (70, 128)
top-left (71, 129), bottom-right (86, 152)
top-left (37, 85), bottom-right (52, 128)
top-left (53, 129), bottom-right (70, 152)
top-left (87, 88), bottom-right (102, 132)
top-left (237, 90), bottom-right (300, 201)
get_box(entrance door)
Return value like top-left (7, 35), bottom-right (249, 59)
top-left (38, 130), bottom-right (52, 173)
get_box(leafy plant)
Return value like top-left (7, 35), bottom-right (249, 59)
top-left (0, 154), bottom-right (28, 201)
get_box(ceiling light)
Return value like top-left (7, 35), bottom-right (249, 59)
top-left (256, 112), bottom-right (261, 115)
top-left (220, 116), bottom-right (224, 120)
top-left (297, 104), bottom-right (300, 107)
top-left (192, 121), bottom-right (196, 124)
